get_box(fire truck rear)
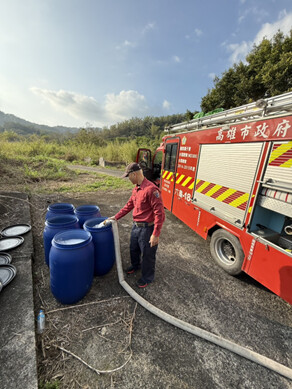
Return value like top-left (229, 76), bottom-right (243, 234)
top-left (136, 92), bottom-right (292, 304)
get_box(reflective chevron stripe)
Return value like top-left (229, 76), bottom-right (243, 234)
top-left (195, 179), bottom-right (249, 210)
top-left (176, 174), bottom-right (185, 184)
top-left (162, 171), bottom-right (249, 210)
top-left (162, 171), bottom-right (195, 190)
top-left (181, 176), bottom-right (193, 187)
top-left (269, 141), bottom-right (292, 168)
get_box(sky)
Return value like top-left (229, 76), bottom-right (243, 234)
top-left (0, 0), bottom-right (292, 129)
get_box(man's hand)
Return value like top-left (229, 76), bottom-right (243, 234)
top-left (104, 216), bottom-right (116, 225)
top-left (149, 234), bottom-right (159, 247)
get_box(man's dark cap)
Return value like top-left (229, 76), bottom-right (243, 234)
top-left (121, 162), bottom-right (141, 178)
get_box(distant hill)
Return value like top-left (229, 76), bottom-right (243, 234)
top-left (0, 111), bottom-right (80, 135)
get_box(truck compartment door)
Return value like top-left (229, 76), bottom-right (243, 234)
top-left (193, 143), bottom-right (264, 227)
top-left (257, 141), bottom-right (292, 217)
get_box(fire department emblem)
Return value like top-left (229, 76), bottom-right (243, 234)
top-left (182, 136), bottom-right (187, 145)
top-left (153, 190), bottom-right (160, 198)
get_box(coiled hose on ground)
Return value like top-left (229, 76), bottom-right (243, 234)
top-left (111, 220), bottom-right (292, 381)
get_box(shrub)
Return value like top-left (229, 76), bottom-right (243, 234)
top-left (64, 152), bottom-right (78, 162)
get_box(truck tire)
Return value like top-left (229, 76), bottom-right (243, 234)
top-left (210, 229), bottom-right (244, 276)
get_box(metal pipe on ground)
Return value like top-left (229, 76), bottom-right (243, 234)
top-left (111, 220), bottom-right (292, 381)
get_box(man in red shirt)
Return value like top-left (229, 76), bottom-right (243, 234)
top-left (110, 162), bottom-right (165, 287)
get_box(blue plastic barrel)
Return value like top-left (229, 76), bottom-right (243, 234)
top-left (50, 229), bottom-right (94, 304)
top-left (46, 203), bottom-right (75, 220)
top-left (43, 215), bottom-right (80, 266)
top-left (75, 205), bottom-right (101, 228)
top-left (83, 217), bottom-right (115, 276)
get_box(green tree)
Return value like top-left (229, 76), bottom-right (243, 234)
top-left (100, 113), bottom-right (186, 140)
top-left (201, 29), bottom-right (292, 112)
top-left (150, 123), bottom-right (161, 137)
top-left (73, 128), bottom-right (106, 146)
top-left (259, 31), bottom-right (292, 95)
top-left (0, 130), bottom-right (22, 142)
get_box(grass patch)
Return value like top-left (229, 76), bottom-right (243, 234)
top-left (0, 136), bottom-right (152, 166)
top-left (55, 173), bottom-right (133, 193)
top-left (0, 150), bottom-right (133, 194)
top-left (23, 159), bottom-right (72, 182)
top-left (39, 380), bottom-right (61, 389)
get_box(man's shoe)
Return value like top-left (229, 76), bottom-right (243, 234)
top-left (126, 265), bottom-right (140, 275)
top-left (136, 278), bottom-right (149, 288)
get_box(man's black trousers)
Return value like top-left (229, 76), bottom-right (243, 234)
top-left (130, 224), bottom-right (158, 283)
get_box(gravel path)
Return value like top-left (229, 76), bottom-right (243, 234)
top-left (67, 164), bottom-right (123, 178)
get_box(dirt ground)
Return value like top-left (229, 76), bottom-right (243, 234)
top-left (28, 185), bottom-right (292, 389)
top-left (1, 166), bottom-right (291, 389)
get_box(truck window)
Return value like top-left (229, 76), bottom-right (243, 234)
top-left (138, 150), bottom-right (151, 169)
top-left (165, 143), bottom-right (178, 172)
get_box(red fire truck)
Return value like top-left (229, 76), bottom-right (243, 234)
top-left (136, 92), bottom-right (292, 304)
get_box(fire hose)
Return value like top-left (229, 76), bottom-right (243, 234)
top-left (111, 220), bottom-right (292, 381)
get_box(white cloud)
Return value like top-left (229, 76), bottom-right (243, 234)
top-left (172, 55), bottom-right (181, 63)
top-left (194, 28), bottom-right (203, 37)
top-left (208, 73), bottom-right (216, 80)
top-left (124, 40), bottom-right (135, 47)
top-left (185, 28), bottom-right (203, 40)
top-left (30, 87), bottom-right (104, 120)
top-left (278, 9), bottom-right (288, 20)
top-left (142, 22), bottom-right (155, 34)
top-left (238, 15), bottom-right (245, 24)
top-left (163, 100), bottom-right (171, 110)
top-left (116, 22), bottom-right (155, 51)
top-left (227, 11), bottom-right (292, 63)
top-left (238, 7), bottom-right (269, 24)
top-left (105, 90), bottom-right (149, 121)
top-left (156, 55), bottom-right (182, 65)
top-left (227, 41), bottom-right (252, 64)
top-left (254, 10), bottom-right (292, 45)
top-left (116, 40), bottom-right (136, 50)
top-left (30, 88), bottom-right (151, 126)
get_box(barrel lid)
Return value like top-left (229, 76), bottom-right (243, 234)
top-left (0, 237), bottom-right (24, 251)
top-left (52, 229), bottom-right (92, 249)
top-left (47, 203), bottom-right (75, 211)
top-left (0, 264), bottom-right (17, 288)
top-left (1, 224), bottom-right (31, 237)
top-left (75, 205), bottom-right (100, 214)
top-left (0, 252), bottom-right (12, 265)
top-left (45, 214), bottom-right (79, 227)
top-left (84, 217), bottom-right (111, 231)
